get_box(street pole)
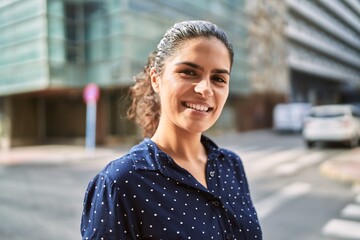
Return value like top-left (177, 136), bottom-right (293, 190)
top-left (85, 100), bottom-right (97, 150)
top-left (83, 83), bottom-right (100, 151)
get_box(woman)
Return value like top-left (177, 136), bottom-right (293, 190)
top-left (81, 20), bottom-right (262, 240)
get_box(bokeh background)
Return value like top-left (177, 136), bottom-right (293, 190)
top-left (1, 1), bottom-right (360, 240)
top-left (1, 0), bottom-right (359, 148)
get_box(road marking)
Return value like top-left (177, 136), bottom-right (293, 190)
top-left (247, 148), bottom-right (305, 174)
top-left (255, 182), bottom-right (312, 220)
top-left (232, 147), bottom-right (282, 162)
top-left (0, 166), bottom-right (5, 175)
top-left (274, 151), bottom-right (326, 176)
top-left (322, 219), bottom-right (360, 239)
top-left (356, 193), bottom-right (360, 204)
top-left (341, 203), bottom-right (360, 220)
top-left (228, 145), bottom-right (263, 152)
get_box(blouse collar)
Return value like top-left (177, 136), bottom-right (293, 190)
top-left (131, 135), bottom-right (224, 172)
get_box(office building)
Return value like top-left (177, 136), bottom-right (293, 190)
top-left (246, 0), bottom-right (360, 103)
top-left (0, 0), bottom-right (248, 148)
top-left (1, 0), bottom-right (359, 149)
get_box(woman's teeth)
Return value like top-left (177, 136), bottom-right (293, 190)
top-left (185, 102), bottom-right (209, 112)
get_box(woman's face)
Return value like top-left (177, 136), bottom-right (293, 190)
top-left (151, 37), bottom-right (231, 134)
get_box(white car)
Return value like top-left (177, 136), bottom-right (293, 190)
top-left (273, 103), bottom-right (312, 132)
top-left (302, 104), bottom-right (360, 148)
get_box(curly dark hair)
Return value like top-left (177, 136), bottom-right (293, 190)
top-left (127, 20), bottom-right (234, 137)
top-left (127, 51), bottom-right (160, 138)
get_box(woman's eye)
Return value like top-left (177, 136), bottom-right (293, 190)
top-left (212, 76), bottom-right (226, 83)
top-left (180, 69), bottom-right (196, 76)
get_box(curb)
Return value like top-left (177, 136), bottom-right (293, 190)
top-left (0, 145), bottom-right (125, 166)
top-left (320, 148), bottom-right (360, 184)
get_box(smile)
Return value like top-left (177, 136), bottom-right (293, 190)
top-left (182, 102), bottom-right (213, 112)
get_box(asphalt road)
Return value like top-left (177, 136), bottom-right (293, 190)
top-left (0, 130), bottom-right (359, 240)
top-left (215, 131), bottom-right (360, 240)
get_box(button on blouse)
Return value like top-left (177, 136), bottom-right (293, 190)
top-left (81, 135), bottom-right (262, 240)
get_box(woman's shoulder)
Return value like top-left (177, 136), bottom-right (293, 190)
top-left (217, 148), bottom-right (244, 168)
top-left (202, 135), bottom-right (242, 161)
top-left (97, 138), bottom-right (165, 182)
top-left (219, 147), bottom-right (241, 158)
top-left (97, 139), bottom-right (154, 182)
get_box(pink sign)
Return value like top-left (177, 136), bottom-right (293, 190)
top-left (83, 83), bottom-right (100, 103)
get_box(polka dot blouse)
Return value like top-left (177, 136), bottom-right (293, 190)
top-left (81, 135), bottom-right (262, 239)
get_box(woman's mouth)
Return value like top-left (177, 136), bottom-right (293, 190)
top-left (182, 102), bottom-right (213, 112)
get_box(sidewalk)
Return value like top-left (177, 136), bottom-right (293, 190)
top-left (0, 144), bottom-right (128, 166)
top-left (320, 148), bottom-right (360, 184)
top-left (1, 134), bottom-right (360, 185)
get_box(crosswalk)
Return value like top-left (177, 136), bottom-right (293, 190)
top-left (255, 181), bottom-right (312, 220)
top-left (228, 145), bottom-right (335, 178)
top-left (322, 193), bottom-right (360, 239)
top-left (227, 145), bottom-right (360, 239)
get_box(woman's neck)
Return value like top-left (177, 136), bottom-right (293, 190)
top-left (151, 126), bottom-right (206, 164)
top-left (151, 124), bottom-right (209, 188)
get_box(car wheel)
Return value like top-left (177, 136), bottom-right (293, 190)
top-left (306, 141), bottom-right (314, 148)
top-left (347, 137), bottom-right (358, 148)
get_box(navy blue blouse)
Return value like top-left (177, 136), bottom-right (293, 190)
top-left (81, 136), bottom-right (262, 240)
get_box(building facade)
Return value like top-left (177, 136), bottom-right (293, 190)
top-left (1, 0), bottom-right (360, 149)
top-left (0, 0), bottom-right (248, 148)
top-left (241, 0), bottom-right (360, 131)
top-left (246, 0), bottom-right (360, 104)
top-left (286, 0), bottom-right (360, 104)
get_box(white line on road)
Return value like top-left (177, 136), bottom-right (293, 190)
top-left (227, 145), bottom-right (264, 152)
top-left (254, 182), bottom-right (312, 220)
top-left (322, 219), bottom-right (360, 239)
top-left (274, 151), bottom-right (326, 176)
top-left (246, 148), bottom-right (306, 174)
top-left (341, 203), bottom-right (360, 220)
top-left (356, 193), bottom-right (360, 204)
top-left (231, 147), bottom-right (282, 162)
top-left (0, 166), bottom-right (5, 175)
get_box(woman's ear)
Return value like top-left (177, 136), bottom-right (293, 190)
top-left (150, 67), bottom-right (160, 93)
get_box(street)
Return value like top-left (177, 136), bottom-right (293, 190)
top-left (213, 131), bottom-right (360, 240)
top-left (0, 130), bottom-right (359, 240)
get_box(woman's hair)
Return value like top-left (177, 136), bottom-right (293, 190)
top-left (127, 20), bottom-right (234, 137)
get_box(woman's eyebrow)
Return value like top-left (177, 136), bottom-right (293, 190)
top-left (175, 61), bottom-right (203, 70)
top-left (213, 69), bottom-right (230, 75)
top-left (175, 61), bottom-right (230, 75)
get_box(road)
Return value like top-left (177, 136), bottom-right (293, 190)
top-left (0, 130), bottom-right (359, 240)
top-left (213, 131), bottom-right (360, 240)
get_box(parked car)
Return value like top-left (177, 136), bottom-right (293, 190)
top-left (273, 103), bottom-right (312, 132)
top-left (302, 104), bottom-right (360, 148)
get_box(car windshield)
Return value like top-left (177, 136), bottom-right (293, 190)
top-left (309, 108), bottom-right (346, 118)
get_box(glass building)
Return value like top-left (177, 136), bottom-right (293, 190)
top-left (1, 0), bottom-right (360, 149)
top-left (285, 0), bottom-right (360, 104)
top-left (243, 0), bottom-right (360, 131)
top-left (0, 0), bottom-right (248, 148)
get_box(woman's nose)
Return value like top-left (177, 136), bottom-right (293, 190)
top-left (194, 79), bottom-right (214, 98)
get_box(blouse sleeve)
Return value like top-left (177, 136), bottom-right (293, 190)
top-left (80, 172), bottom-right (137, 240)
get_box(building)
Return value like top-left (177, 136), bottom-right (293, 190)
top-left (0, 0), bottom-right (248, 148)
top-left (287, 0), bottom-right (360, 103)
top-left (246, 0), bottom-right (360, 107)
top-left (2, 0), bottom-right (360, 149)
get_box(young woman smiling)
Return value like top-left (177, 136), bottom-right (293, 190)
top-left (81, 20), bottom-right (262, 240)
